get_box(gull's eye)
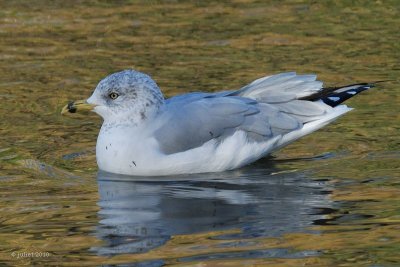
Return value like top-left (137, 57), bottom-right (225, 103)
top-left (109, 92), bottom-right (119, 100)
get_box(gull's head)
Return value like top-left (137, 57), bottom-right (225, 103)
top-left (63, 70), bottom-right (164, 124)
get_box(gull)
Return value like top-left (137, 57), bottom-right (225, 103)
top-left (62, 70), bottom-right (374, 176)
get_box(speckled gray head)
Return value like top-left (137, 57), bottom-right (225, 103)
top-left (87, 70), bottom-right (164, 123)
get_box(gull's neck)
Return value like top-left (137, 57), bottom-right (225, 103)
top-left (101, 99), bottom-right (164, 132)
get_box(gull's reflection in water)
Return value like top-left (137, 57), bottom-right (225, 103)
top-left (93, 161), bottom-right (333, 256)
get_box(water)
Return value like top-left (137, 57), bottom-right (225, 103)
top-left (0, 1), bottom-right (399, 266)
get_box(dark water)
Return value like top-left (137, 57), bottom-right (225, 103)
top-left (0, 1), bottom-right (399, 266)
top-left (94, 164), bottom-right (330, 256)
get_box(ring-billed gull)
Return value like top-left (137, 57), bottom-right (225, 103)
top-left (62, 70), bottom-right (374, 176)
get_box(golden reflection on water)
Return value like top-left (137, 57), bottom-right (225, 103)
top-left (0, 1), bottom-right (399, 266)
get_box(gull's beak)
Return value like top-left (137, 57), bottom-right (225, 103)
top-left (61, 100), bottom-right (96, 115)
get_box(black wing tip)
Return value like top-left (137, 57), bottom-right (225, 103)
top-left (321, 83), bottom-right (376, 107)
top-left (300, 79), bottom-right (388, 107)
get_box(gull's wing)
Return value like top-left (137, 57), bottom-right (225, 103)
top-left (153, 72), bottom-right (367, 155)
top-left (153, 94), bottom-right (301, 154)
top-left (154, 96), bottom-right (259, 154)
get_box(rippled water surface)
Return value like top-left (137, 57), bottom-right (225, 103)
top-left (0, 1), bottom-right (399, 266)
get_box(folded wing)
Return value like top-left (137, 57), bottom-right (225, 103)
top-left (154, 72), bottom-right (368, 155)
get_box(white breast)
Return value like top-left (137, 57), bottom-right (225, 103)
top-left (96, 124), bottom-right (160, 175)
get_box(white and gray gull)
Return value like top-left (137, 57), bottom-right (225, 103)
top-left (62, 70), bottom-right (375, 176)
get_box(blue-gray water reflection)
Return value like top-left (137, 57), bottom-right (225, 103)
top-left (93, 163), bottom-right (334, 257)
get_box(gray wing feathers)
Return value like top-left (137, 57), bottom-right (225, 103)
top-left (237, 72), bottom-right (321, 100)
top-left (257, 93), bottom-right (296, 103)
top-left (257, 103), bottom-right (302, 135)
top-left (204, 98), bottom-right (259, 116)
top-left (240, 114), bottom-right (272, 137)
top-left (155, 97), bottom-right (263, 154)
top-left (155, 72), bottom-right (331, 154)
top-left (274, 100), bottom-right (330, 116)
top-left (238, 72), bottom-right (332, 124)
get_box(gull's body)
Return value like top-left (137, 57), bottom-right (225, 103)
top-left (65, 70), bottom-right (373, 176)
